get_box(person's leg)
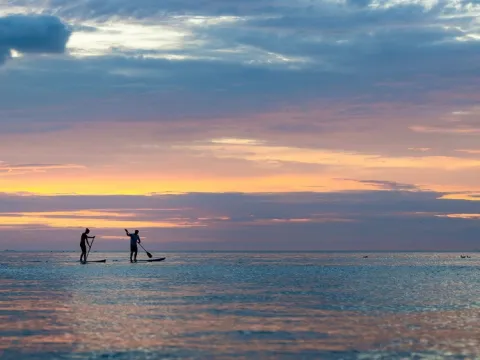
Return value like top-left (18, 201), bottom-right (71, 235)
top-left (134, 247), bottom-right (138, 262)
top-left (80, 245), bottom-right (85, 262)
top-left (130, 250), bottom-right (133, 262)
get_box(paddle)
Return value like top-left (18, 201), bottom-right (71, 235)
top-left (85, 236), bottom-right (95, 262)
top-left (138, 243), bottom-right (153, 259)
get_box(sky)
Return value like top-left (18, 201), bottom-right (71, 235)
top-left (0, 0), bottom-right (479, 251)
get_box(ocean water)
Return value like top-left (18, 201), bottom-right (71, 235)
top-left (1, 252), bottom-right (479, 360)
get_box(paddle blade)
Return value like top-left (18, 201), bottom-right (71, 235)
top-left (138, 243), bottom-right (153, 258)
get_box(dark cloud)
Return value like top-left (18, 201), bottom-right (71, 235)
top-left (0, 53), bottom-right (477, 130)
top-left (1, 0), bottom-right (479, 130)
top-left (201, 16), bottom-right (478, 79)
top-left (0, 56), bottom-right (355, 126)
top-left (0, 14), bottom-right (71, 65)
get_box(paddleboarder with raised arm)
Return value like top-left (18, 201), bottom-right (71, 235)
top-left (80, 228), bottom-right (95, 263)
top-left (125, 229), bottom-right (141, 263)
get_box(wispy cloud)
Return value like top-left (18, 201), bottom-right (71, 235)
top-left (455, 149), bottom-right (480, 154)
top-left (0, 209), bottom-right (201, 229)
top-left (341, 179), bottom-right (422, 191)
top-left (175, 140), bottom-right (480, 170)
top-left (410, 126), bottom-right (480, 134)
top-left (436, 213), bottom-right (480, 220)
top-left (0, 162), bottom-right (84, 176)
top-left (408, 147), bottom-right (431, 152)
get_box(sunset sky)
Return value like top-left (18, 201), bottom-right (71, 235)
top-left (0, 0), bottom-right (479, 250)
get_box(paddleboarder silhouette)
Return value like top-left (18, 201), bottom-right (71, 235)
top-left (125, 229), bottom-right (141, 263)
top-left (80, 228), bottom-right (95, 263)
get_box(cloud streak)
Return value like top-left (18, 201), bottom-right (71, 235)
top-left (0, 162), bottom-right (84, 176)
top-left (341, 179), bottom-right (422, 191)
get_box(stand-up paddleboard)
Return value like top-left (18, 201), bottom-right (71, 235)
top-left (134, 257), bottom-right (166, 263)
top-left (81, 259), bottom-right (106, 264)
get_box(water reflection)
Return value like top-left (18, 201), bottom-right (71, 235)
top-left (0, 278), bottom-right (76, 356)
top-left (1, 252), bottom-right (480, 359)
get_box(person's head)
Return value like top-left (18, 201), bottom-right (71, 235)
top-left (135, 230), bottom-right (139, 235)
top-left (85, 228), bottom-right (90, 234)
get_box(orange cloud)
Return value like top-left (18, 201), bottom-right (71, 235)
top-left (178, 139), bottom-right (480, 170)
top-left (435, 213), bottom-right (480, 219)
top-left (0, 210), bottom-right (200, 229)
top-left (438, 193), bottom-right (480, 201)
top-left (455, 149), bottom-right (480, 154)
top-left (410, 126), bottom-right (480, 134)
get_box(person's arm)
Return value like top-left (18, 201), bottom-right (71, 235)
top-left (125, 229), bottom-right (130, 236)
top-left (137, 236), bottom-right (141, 244)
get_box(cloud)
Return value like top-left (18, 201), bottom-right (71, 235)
top-left (7, 0), bottom-right (290, 19)
top-left (2, 0), bottom-right (480, 129)
top-left (0, 14), bottom-right (71, 65)
top-left (408, 148), bottom-right (431, 152)
top-left (5, 0), bottom-right (480, 78)
top-left (410, 126), bottom-right (480, 134)
top-left (0, 190), bottom-right (479, 250)
top-left (0, 209), bottom-right (199, 229)
top-left (177, 140), bottom-right (480, 170)
top-left (0, 162), bottom-right (84, 176)
top-left (0, 0), bottom-right (479, 252)
top-left (456, 149), bottom-right (480, 154)
top-left (0, 6), bottom-right (478, 131)
top-left (436, 213), bottom-right (480, 220)
top-left (342, 179), bottom-right (422, 191)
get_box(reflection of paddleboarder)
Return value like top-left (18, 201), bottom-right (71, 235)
top-left (125, 229), bottom-right (141, 263)
top-left (80, 228), bottom-right (95, 263)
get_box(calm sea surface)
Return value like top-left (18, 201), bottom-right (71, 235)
top-left (1, 252), bottom-right (479, 359)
